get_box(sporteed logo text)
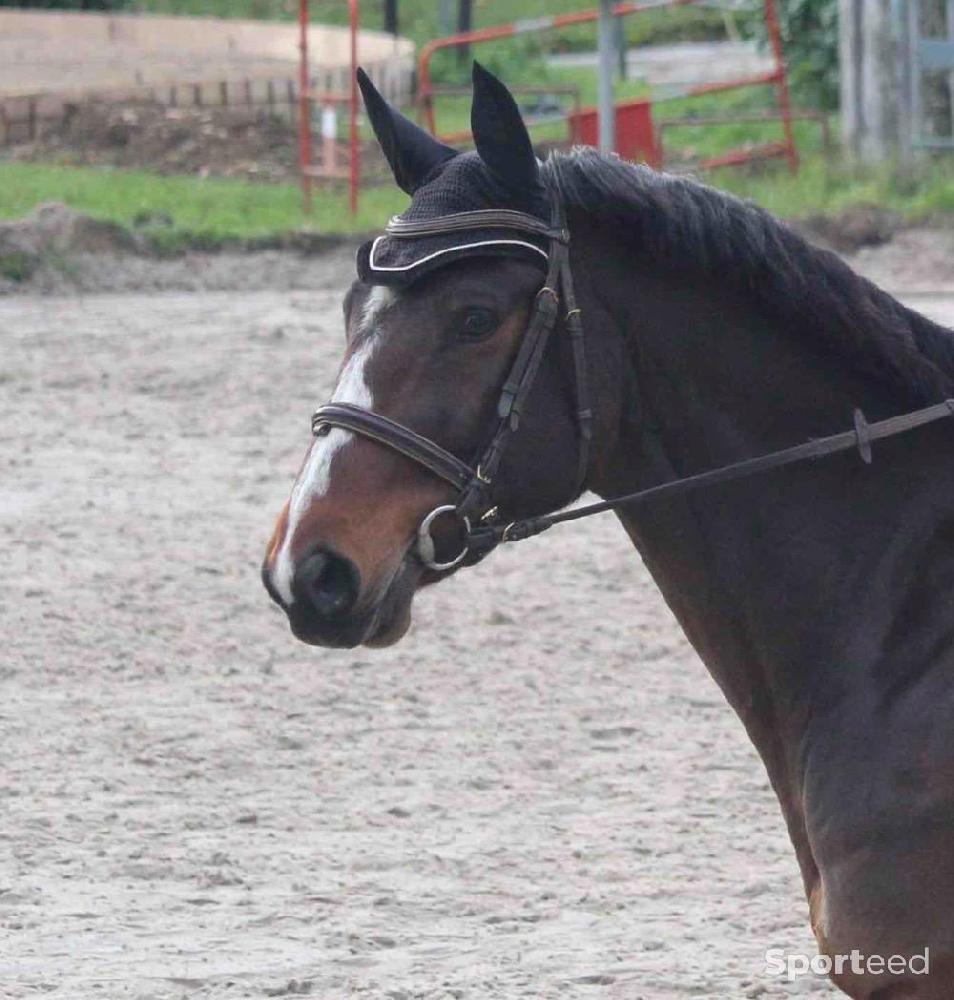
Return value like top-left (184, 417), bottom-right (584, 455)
top-left (765, 948), bottom-right (930, 982)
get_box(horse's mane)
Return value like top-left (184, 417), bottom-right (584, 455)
top-left (545, 148), bottom-right (954, 406)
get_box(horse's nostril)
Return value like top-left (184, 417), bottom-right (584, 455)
top-left (296, 550), bottom-right (360, 619)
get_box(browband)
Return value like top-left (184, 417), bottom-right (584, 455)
top-left (385, 208), bottom-right (568, 244)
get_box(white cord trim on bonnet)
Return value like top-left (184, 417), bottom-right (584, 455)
top-left (367, 236), bottom-right (549, 273)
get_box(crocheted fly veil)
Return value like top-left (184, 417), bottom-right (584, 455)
top-left (356, 64), bottom-right (552, 288)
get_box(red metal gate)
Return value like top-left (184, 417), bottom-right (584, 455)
top-left (298, 0), bottom-right (360, 215)
top-left (417, 0), bottom-right (798, 174)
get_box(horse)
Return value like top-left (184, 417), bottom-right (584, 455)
top-left (262, 63), bottom-right (954, 998)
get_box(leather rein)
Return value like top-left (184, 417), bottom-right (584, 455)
top-left (313, 199), bottom-right (954, 571)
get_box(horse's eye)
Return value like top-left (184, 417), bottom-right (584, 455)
top-left (460, 307), bottom-right (498, 340)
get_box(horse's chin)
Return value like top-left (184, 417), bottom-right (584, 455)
top-left (364, 603), bottom-right (412, 647)
top-left (361, 557), bottom-right (419, 648)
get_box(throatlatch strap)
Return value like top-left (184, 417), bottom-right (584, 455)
top-left (560, 250), bottom-right (591, 491)
top-left (455, 202), bottom-right (570, 521)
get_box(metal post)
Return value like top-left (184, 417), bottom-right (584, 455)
top-left (764, 0), bottom-right (798, 171)
top-left (298, 0), bottom-right (313, 214)
top-left (349, 0), bottom-right (360, 217)
top-left (910, 0), bottom-right (924, 151)
top-left (439, 0), bottom-right (454, 35)
top-left (615, 14), bottom-right (627, 81)
top-left (894, 0), bottom-right (915, 168)
top-left (948, 0), bottom-right (954, 139)
top-left (919, 0), bottom-right (951, 139)
top-left (458, 0), bottom-right (473, 67)
top-left (384, 0), bottom-right (398, 36)
top-left (597, 0), bottom-right (615, 154)
top-left (839, 0), bottom-right (862, 159)
top-left (860, 0), bottom-right (899, 160)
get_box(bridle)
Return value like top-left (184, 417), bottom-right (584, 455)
top-left (313, 196), bottom-right (954, 572)
top-left (313, 199), bottom-right (591, 571)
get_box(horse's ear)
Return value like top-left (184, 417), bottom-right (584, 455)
top-left (357, 67), bottom-right (457, 196)
top-left (471, 62), bottom-right (539, 191)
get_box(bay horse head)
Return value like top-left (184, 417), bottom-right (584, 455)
top-left (262, 65), bottom-right (589, 648)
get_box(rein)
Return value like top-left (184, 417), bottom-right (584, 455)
top-left (471, 400), bottom-right (954, 548)
top-left (313, 198), bottom-right (954, 571)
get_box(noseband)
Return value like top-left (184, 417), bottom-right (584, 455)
top-left (312, 199), bottom-right (591, 571)
top-left (312, 200), bottom-right (954, 573)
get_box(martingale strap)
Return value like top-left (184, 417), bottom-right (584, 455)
top-left (473, 400), bottom-right (954, 548)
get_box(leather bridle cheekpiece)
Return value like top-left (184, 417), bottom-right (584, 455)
top-left (312, 199), bottom-right (592, 572)
top-left (312, 198), bottom-right (954, 572)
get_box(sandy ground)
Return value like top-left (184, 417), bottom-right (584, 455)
top-left (2, 256), bottom-right (954, 999)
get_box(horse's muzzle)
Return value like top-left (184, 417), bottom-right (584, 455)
top-left (263, 547), bottom-right (368, 648)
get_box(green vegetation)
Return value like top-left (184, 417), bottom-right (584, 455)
top-left (0, 161), bottom-right (408, 245)
top-left (3, 150), bottom-right (953, 252)
top-left (715, 157), bottom-right (954, 221)
top-left (1, 0), bottom-right (947, 244)
top-left (743, 0), bottom-right (839, 109)
top-left (0, 250), bottom-right (36, 282)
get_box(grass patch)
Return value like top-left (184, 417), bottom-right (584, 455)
top-left (0, 161), bottom-right (408, 242)
top-left (714, 156), bottom-right (954, 221)
top-left (2, 153), bottom-right (952, 250)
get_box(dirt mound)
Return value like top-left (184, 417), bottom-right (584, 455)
top-left (0, 201), bottom-right (135, 256)
top-left (4, 101), bottom-right (299, 182)
top-left (794, 203), bottom-right (902, 253)
top-left (0, 201), bottom-right (139, 282)
top-left (0, 202), bottom-right (364, 294)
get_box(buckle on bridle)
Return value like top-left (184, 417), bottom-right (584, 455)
top-left (417, 504), bottom-right (472, 572)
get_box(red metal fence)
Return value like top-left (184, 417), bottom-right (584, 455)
top-left (298, 0), bottom-right (361, 215)
top-left (417, 0), bottom-right (799, 174)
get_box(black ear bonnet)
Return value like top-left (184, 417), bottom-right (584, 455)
top-left (356, 63), bottom-right (551, 288)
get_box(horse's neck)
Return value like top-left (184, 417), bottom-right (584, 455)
top-left (578, 234), bottom-right (954, 846)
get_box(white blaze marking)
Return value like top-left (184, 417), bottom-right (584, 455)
top-left (360, 285), bottom-right (396, 334)
top-left (271, 286), bottom-right (395, 605)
